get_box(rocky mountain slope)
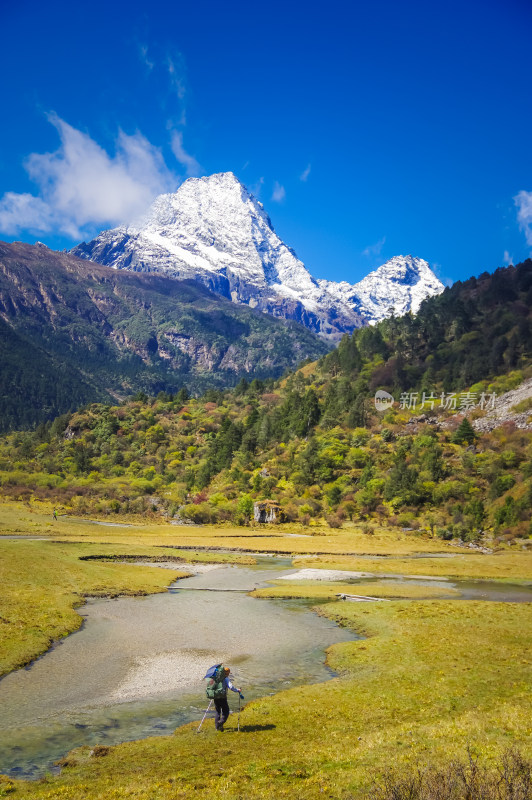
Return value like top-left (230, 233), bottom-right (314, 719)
top-left (472, 375), bottom-right (532, 432)
top-left (0, 240), bottom-right (329, 430)
top-left (3, 262), bottom-right (531, 543)
top-left (72, 172), bottom-right (444, 339)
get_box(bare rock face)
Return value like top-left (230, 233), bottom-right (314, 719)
top-left (72, 172), bottom-right (444, 341)
top-left (472, 377), bottom-right (532, 433)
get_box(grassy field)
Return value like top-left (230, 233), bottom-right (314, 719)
top-left (0, 501), bottom-right (462, 555)
top-left (6, 598), bottom-right (531, 799)
top-left (292, 553), bottom-right (532, 582)
top-left (0, 537), bottom-right (252, 677)
top-left (2, 501), bottom-right (531, 798)
top-left (252, 580), bottom-right (460, 600)
top-left (0, 500), bottom-right (462, 683)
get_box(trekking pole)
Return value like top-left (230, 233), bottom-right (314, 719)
top-left (196, 699), bottom-right (213, 733)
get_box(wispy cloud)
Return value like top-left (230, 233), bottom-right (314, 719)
top-left (138, 44), bottom-right (188, 126)
top-left (0, 193), bottom-right (55, 237)
top-left (271, 181), bottom-right (286, 203)
top-left (0, 114), bottom-right (177, 239)
top-left (503, 250), bottom-right (514, 266)
top-left (161, 49), bottom-right (188, 141)
top-left (139, 44), bottom-right (154, 71)
top-left (170, 131), bottom-right (201, 177)
top-left (300, 164), bottom-right (311, 182)
top-left (250, 177), bottom-right (264, 197)
top-left (362, 236), bottom-right (386, 258)
top-left (514, 190), bottom-right (532, 247)
top-left (430, 261), bottom-right (452, 287)
top-left (167, 51), bottom-right (187, 105)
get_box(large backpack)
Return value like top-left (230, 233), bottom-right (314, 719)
top-left (206, 665), bottom-right (226, 700)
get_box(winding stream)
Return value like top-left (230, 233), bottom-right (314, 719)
top-left (0, 557), bottom-right (357, 778)
top-left (1, 553), bottom-right (530, 779)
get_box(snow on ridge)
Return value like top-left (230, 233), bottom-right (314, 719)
top-left (71, 173), bottom-right (444, 339)
top-left (346, 255), bottom-right (445, 323)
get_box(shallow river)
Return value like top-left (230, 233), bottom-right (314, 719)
top-left (0, 558), bottom-right (357, 778)
top-left (1, 553), bottom-right (530, 779)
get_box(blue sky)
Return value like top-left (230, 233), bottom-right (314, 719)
top-left (1, 0), bottom-right (531, 285)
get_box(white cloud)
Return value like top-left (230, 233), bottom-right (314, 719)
top-left (272, 181), bottom-right (286, 203)
top-left (170, 131), bottom-right (201, 177)
top-left (503, 250), bottom-right (514, 266)
top-left (300, 164), bottom-right (311, 182)
top-left (0, 193), bottom-right (55, 237)
top-left (430, 261), bottom-right (452, 287)
top-left (362, 236), bottom-right (386, 258)
top-left (0, 114), bottom-right (178, 239)
top-left (514, 190), bottom-right (532, 247)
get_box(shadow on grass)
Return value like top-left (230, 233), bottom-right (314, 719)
top-left (235, 724), bottom-right (276, 733)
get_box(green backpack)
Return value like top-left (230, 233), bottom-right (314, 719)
top-left (206, 666), bottom-right (227, 700)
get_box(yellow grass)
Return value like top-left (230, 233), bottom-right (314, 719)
top-left (278, 359), bottom-right (318, 387)
top-left (2, 500), bottom-right (532, 798)
top-left (9, 599), bottom-right (532, 799)
top-left (0, 537), bottom-right (250, 678)
top-left (292, 552), bottom-right (532, 582)
top-left (0, 501), bottom-right (461, 556)
top-left (251, 580), bottom-right (460, 600)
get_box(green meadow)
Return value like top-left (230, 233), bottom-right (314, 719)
top-left (293, 552), bottom-right (532, 582)
top-left (4, 599), bottom-right (531, 800)
top-left (0, 504), bottom-right (531, 799)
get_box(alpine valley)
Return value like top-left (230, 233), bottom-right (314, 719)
top-left (72, 172), bottom-right (444, 339)
top-left (1, 173), bottom-right (445, 431)
top-left (5, 7), bottom-right (532, 800)
top-left (0, 241), bottom-right (329, 431)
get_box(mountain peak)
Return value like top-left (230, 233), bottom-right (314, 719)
top-left (72, 172), bottom-right (444, 339)
top-left (196, 170), bottom-right (242, 185)
top-left (348, 255), bottom-right (444, 322)
top-left (135, 169), bottom-right (271, 238)
top-left (171, 171), bottom-right (247, 197)
top-left (364, 255), bottom-right (432, 285)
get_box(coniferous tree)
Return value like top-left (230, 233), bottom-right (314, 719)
top-left (452, 418), bottom-right (476, 445)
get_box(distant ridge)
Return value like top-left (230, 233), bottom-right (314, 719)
top-left (0, 240), bottom-right (329, 430)
top-left (72, 172), bottom-right (445, 340)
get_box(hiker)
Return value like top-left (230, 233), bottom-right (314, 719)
top-left (53, 509), bottom-right (57, 521)
top-left (206, 665), bottom-right (244, 732)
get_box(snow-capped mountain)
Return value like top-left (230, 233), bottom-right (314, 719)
top-left (72, 172), bottom-right (444, 339)
top-left (321, 255), bottom-right (445, 325)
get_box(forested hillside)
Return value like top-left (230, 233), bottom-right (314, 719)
top-left (321, 259), bottom-right (532, 418)
top-left (1, 261), bottom-right (531, 543)
top-left (0, 241), bottom-right (329, 431)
